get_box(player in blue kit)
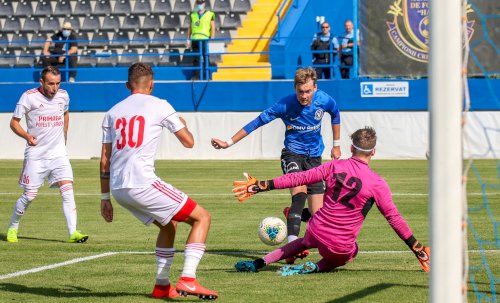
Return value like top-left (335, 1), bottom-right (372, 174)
top-left (211, 67), bottom-right (341, 264)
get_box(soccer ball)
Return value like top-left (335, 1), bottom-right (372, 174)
top-left (258, 217), bottom-right (287, 246)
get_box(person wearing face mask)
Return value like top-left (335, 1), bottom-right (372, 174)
top-left (187, 0), bottom-right (216, 80)
top-left (41, 21), bottom-right (78, 83)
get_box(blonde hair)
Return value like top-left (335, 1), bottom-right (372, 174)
top-left (294, 67), bottom-right (317, 88)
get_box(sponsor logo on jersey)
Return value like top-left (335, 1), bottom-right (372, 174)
top-left (285, 162), bottom-right (300, 173)
top-left (287, 124), bottom-right (321, 131)
top-left (387, 0), bottom-right (475, 62)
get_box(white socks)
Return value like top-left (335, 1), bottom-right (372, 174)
top-left (9, 190), bottom-right (37, 229)
top-left (181, 243), bottom-right (206, 278)
top-left (156, 247), bottom-right (175, 285)
top-left (60, 183), bottom-right (77, 235)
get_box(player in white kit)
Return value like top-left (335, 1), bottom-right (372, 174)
top-left (99, 63), bottom-right (218, 300)
top-left (7, 66), bottom-right (88, 243)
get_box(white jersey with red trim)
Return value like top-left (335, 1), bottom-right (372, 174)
top-left (102, 93), bottom-right (185, 189)
top-left (13, 88), bottom-right (69, 160)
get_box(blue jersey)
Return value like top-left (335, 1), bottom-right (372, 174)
top-left (243, 90), bottom-right (340, 157)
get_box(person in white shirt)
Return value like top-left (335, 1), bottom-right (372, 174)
top-left (99, 63), bottom-right (218, 300)
top-left (7, 66), bottom-right (88, 244)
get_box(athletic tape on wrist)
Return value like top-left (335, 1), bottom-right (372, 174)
top-left (227, 139), bottom-right (234, 147)
top-left (101, 192), bottom-right (111, 200)
top-left (333, 140), bottom-right (341, 147)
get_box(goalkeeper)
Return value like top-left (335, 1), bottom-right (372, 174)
top-left (233, 127), bottom-right (430, 275)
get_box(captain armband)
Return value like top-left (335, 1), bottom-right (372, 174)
top-left (100, 171), bottom-right (110, 179)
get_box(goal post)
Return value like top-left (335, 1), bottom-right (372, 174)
top-left (428, 0), bottom-right (464, 302)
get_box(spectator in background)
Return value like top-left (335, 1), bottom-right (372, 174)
top-left (187, 0), bottom-right (216, 80)
top-left (340, 20), bottom-right (360, 79)
top-left (311, 22), bottom-right (339, 80)
top-left (41, 21), bottom-right (78, 83)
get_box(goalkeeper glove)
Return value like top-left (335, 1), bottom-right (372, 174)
top-left (412, 242), bottom-right (431, 273)
top-left (232, 172), bottom-right (272, 202)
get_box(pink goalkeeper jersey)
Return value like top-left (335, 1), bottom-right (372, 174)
top-left (13, 87), bottom-right (69, 160)
top-left (102, 93), bottom-right (185, 189)
top-left (273, 157), bottom-right (413, 253)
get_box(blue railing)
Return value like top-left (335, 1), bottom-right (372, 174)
top-left (0, 35), bottom-right (358, 82)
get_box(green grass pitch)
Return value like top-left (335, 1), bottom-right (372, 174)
top-left (0, 159), bottom-right (497, 302)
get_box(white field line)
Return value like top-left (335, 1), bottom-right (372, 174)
top-left (0, 250), bottom-right (497, 281)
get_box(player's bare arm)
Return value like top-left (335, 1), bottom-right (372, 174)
top-left (10, 117), bottom-right (37, 146)
top-left (100, 143), bottom-right (113, 223)
top-left (63, 111), bottom-right (69, 144)
top-left (211, 129), bottom-right (248, 149)
top-left (175, 127), bottom-right (194, 148)
top-left (331, 123), bottom-right (341, 159)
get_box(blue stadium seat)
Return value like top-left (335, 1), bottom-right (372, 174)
top-left (150, 30), bottom-right (171, 48)
top-left (33, 1), bottom-right (53, 16)
top-left (0, 2), bottom-right (14, 17)
top-left (232, 0), bottom-right (251, 13)
top-left (101, 15), bottom-right (121, 32)
top-left (164, 14), bottom-right (181, 30)
top-left (3, 16), bottom-right (22, 33)
top-left (122, 15), bottom-right (141, 30)
top-left (172, 0), bottom-right (191, 13)
top-left (74, 0), bottom-right (92, 16)
top-left (22, 16), bottom-right (41, 33)
top-left (113, 0), bottom-right (132, 15)
top-left (153, 0), bottom-right (172, 14)
top-left (53, 1), bottom-right (72, 17)
top-left (117, 49), bottom-right (139, 66)
top-left (141, 48), bottom-right (161, 66)
top-left (15, 2), bottom-right (34, 17)
top-left (143, 14), bottom-right (162, 31)
top-left (94, 0), bottom-right (112, 15)
top-left (41, 16), bottom-right (60, 33)
top-left (133, 0), bottom-right (152, 15)
top-left (158, 48), bottom-right (180, 66)
top-left (213, 0), bottom-right (231, 13)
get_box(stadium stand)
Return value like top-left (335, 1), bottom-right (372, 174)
top-left (117, 48), bottom-right (139, 66)
top-left (0, 0), bottom-right (255, 76)
top-left (0, 49), bottom-right (16, 68)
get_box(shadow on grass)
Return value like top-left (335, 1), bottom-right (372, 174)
top-left (325, 283), bottom-right (428, 303)
top-left (0, 234), bottom-right (66, 243)
top-left (0, 283), bottom-right (203, 301)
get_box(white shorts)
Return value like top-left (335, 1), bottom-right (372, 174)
top-left (112, 179), bottom-right (192, 226)
top-left (19, 157), bottom-right (74, 189)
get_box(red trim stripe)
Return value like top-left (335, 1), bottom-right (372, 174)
top-left (152, 180), bottom-right (183, 203)
top-left (154, 180), bottom-right (184, 201)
